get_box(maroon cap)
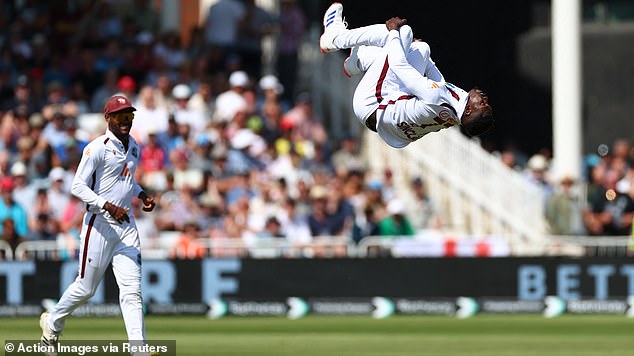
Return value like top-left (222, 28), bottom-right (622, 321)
top-left (103, 95), bottom-right (136, 115)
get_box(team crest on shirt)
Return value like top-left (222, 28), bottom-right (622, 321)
top-left (131, 147), bottom-right (138, 158)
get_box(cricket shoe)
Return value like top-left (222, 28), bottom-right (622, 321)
top-left (39, 312), bottom-right (60, 356)
top-left (320, 2), bottom-right (347, 53)
top-left (343, 46), bottom-right (362, 77)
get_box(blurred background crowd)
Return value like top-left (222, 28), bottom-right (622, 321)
top-left (0, 0), bottom-right (633, 260)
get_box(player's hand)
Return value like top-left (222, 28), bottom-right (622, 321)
top-left (141, 195), bottom-right (156, 212)
top-left (104, 202), bottom-right (130, 224)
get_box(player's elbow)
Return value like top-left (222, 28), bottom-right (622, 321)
top-left (70, 180), bottom-right (87, 198)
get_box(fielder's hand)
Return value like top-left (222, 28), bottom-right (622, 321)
top-left (141, 196), bottom-right (156, 212)
top-left (139, 191), bottom-right (156, 212)
top-left (104, 202), bottom-right (130, 224)
top-left (386, 17), bottom-right (407, 31)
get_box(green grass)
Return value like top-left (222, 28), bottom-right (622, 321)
top-left (3, 315), bottom-right (634, 355)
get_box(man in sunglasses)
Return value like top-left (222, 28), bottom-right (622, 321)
top-left (320, 3), bottom-right (494, 148)
top-left (40, 95), bottom-right (157, 351)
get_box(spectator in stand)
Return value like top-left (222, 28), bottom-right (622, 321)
top-left (377, 199), bottom-right (415, 237)
top-left (131, 85), bottom-right (170, 145)
top-left (257, 74), bottom-right (290, 115)
top-left (91, 68), bottom-right (120, 112)
top-left (331, 135), bottom-right (366, 178)
top-left (139, 127), bottom-right (168, 192)
top-left (1, 218), bottom-right (25, 260)
top-left (117, 75), bottom-right (137, 103)
top-left (188, 80), bottom-right (215, 122)
top-left (276, 0), bottom-right (306, 104)
top-left (10, 161), bottom-right (36, 212)
top-left (123, 0), bottom-right (160, 34)
top-left (94, 38), bottom-right (124, 73)
top-left (203, 0), bottom-right (245, 73)
top-left (226, 128), bottom-right (266, 176)
top-left (170, 221), bottom-right (205, 259)
top-left (402, 177), bottom-right (441, 232)
top-left (545, 175), bottom-right (586, 235)
top-left (236, 0), bottom-right (274, 78)
top-left (583, 163), bottom-right (634, 235)
top-left (72, 49), bottom-right (101, 101)
top-left (170, 148), bottom-right (205, 193)
top-left (58, 195), bottom-right (84, 259)
top-left (307, 184), bottom-right (353, 257)
top-left (154, 31), bottom-right (188, 74)
top-left (171, 83), bottom-right (207, 137)
top-left (0, 176), bottom-right (28, 237)
top-left (213, 70), bottom-right (249, 124)
top-left (9, 75), bottom-right (37, 114)
top-left (280, 197), bottom-right (312, 256)
top-left (25, 213), bottom-right (57, 241)
top-left (524, 153), bottom-right (554, 205)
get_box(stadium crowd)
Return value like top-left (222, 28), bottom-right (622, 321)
top-left (0, 0), bottom-right (440, 260)
top-left (0, 1), bottom-right (631, 261)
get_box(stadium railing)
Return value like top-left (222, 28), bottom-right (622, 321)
top-left (362, 126), bottom-right (548, 255)
top-left (190, 236), bottom-right (355, 259)
top-left (0, 240), bottom-right (13, 260)
top-left (11, 234), bottom-right (632, 260)
top-left (14, 240), bottom-right (60, 260)
top-left (543, 234), bottom-right (633, 257)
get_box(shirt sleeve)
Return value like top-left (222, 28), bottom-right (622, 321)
top-left (71, 141), bottom-right (108, 209)
top-left (132, 182), bottom-right (143, 199)
top-left (386, 30), bottom-right (442, 102)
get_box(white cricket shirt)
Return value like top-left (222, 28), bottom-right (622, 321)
top-left (71, 129), bottom-right (143, 221)
top-left (376, 30), bottom-right (470, 148)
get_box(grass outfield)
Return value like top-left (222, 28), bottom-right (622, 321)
top-left (2, 315), bottom-right (634, 355)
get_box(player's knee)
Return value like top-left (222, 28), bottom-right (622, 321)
top-left (120, 288), bottom-right (142, 305)
top-left (76, 284), bottom-right (98, 300)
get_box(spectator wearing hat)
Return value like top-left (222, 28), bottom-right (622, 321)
top-left (47, 167), bottom-right (71, 221)
top-left (378, 199), bottom-right (415, 237)
top-left (257, 74), bottom-right (290, 114)
top-left (226, 128), bottom-right (266, 176)
top-left (545, 175), bottom-right (586, 235)
top-left (10, 161), bottom-right (37, 215)
top-left (524, 153), bottom-right (554, 206)
top-left (0, 176), bottom-right (28, 237)
top-left (213, 70), bottom-right (249, 124)
top-left (171, 83), bottom-right (207, 137)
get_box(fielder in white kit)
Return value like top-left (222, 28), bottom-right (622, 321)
top-left (40, 95), bottom-right (157, 350)
top-left (320, 2), bottom-right (494, 148)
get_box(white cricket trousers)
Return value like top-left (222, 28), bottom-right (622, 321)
top-left (332, 24), bottom-right (426, 124)
top-left (49, 212), bottom-right (145, 341)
